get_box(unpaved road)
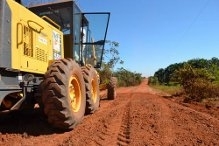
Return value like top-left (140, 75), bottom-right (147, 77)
top-left (0, 79), bottom-right (219, 146)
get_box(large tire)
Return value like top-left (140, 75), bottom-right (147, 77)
top-left (82, 65), bottom-right (100, 114)
top-left (40, 59), bottom-right (86, 130)
top-left (107, 77), bottom-right (117, 100)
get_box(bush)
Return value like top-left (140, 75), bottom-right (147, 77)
top-left (114, 68), bottom-right (143, 87)
top-left (183, 78), bottom-right (219, 102)
top-left (98, 67), bottom-right (143, 88)
top-left (148, 76), bottom-right (159, 85)
top-left (174, 64), bottom-right (219, 102)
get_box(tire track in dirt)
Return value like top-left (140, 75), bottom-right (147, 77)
top-left (59, 93), bottom-right (132, 146)
top-left (93, 95), bottom-right (132, 146)
top-left (116, 101), bottom-right (131, 146)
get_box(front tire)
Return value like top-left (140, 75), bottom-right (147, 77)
top-left (41, 59), bottom-right (86, 130)
top-left (107, 77), bottom-right (117, 100)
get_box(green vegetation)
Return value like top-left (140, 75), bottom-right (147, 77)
top-left (150, 83), bottom-right (182, 95)
top-left (149, 57), bottom-right (219, 102)
top-left (114, 67), bottom-right (143, 87)
top-left (98, 41), bottom-right (143, 87)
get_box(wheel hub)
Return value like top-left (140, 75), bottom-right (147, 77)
top-left (69, 75), bottom-right (81, 112)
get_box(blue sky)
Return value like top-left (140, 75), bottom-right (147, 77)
top-left (22, 0), bottom-right (219, 77)
top-left (76, 0), bottom-right (219, 77)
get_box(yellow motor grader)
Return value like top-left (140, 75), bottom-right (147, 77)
top-left (0, 0), bottom-right (112, 130)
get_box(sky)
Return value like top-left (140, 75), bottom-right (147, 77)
top-left (22, 0), bottom-right (219, 77)
top-left (76, 0), bottom-right (219, 77)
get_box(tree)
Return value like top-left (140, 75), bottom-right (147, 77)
top-left (154, 68), bottom-right (165, 84)
top-left (103, 41), bottom-right (123, 70)
top-left (99, 41), bottom-right (142, 87)
top-left (98, 41), bottom-right (123, 85)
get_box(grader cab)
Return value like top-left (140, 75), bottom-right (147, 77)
top-left (0, 0), bottom-right (111, 130)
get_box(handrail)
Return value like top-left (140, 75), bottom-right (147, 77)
top-left (27, 20), bottom-right (44, 33)
top-left (41, 16), bottom-right (61, 30)
top-left (16, 22), bottom-right (23, 48)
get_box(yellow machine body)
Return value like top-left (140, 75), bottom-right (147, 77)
top-left (0, 0), bottom-right (110, 115)
top-left (7, 0), bottom-right (64, 74)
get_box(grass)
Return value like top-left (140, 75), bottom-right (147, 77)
top-left (150, 83), bottom-right (219, 107)
top-left (150, 84), bottom-right (182, 95)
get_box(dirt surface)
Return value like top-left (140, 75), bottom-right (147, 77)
top-left (1, 79), bottom-right (219, 146)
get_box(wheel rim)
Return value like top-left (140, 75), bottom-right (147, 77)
top-left (69, 75), bottom-right (81, 112)
top-left (91, 79), bottom-right (98, 103)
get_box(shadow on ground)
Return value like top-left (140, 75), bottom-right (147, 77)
top-left (0, 109), bottom-right (63, 136)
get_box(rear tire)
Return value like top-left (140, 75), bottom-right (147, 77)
top-left (107, 77), bottom-right (117, 100)
top-left (41, 59), bottom-right (86, 130)
top-left (82, 65), bottom-right (100, 114)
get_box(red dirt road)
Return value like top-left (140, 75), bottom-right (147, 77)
top-left (0, 80), bottom-right (219, 146)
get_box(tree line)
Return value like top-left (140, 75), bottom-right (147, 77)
top-left (150, 57), bottom-right (219, 85)
top-left (149, 57), bottom-right (219, 102)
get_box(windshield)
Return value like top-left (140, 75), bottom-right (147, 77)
top-left (81, 13), bottom-right (110, 68)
